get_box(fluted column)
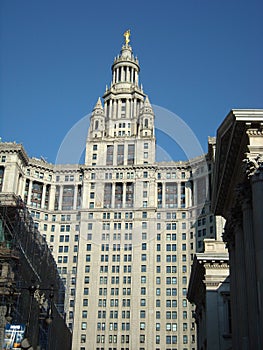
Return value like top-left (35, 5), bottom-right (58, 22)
top-left (238, 182), bottom-right (260, 349)
top-left (251, 167), bottom-right (263, 344)
top-left (223, 221), bottom-right (238, 350)
top-left (228, 208), bottom-right (249, 349)
top-left (244, 153), bottom-right (263, 346)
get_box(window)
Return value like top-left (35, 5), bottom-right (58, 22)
top-left (140, 322), bottom-right (145, 330)
top-left (141, 287), bottom-right (146, 295)
top-left (140, 310), bottom-right (146, 318)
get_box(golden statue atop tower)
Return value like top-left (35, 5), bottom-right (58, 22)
top-left (123, 30), bottom-right (131, 45)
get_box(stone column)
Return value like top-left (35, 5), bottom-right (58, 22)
top-left (193, 178), bottom-right (197, 207)
top-left (223, 222), bottom-right (239, 350)
top-left (73, 185), bottom-right (78, 210)
top-left (109, 99), bottom-right (113, 119)
top-left (177, 182), bottom-right (181, 208)
top-left (162, 182), bottom-right (165, 208)
top-left (239, 183), bottom-right (260, 349)
top-left (48, 184), bottom-right (56, 211)
top-left (244, 154), bottom-right (263, 346)
top-left (113, 100), bottom-right (116, 119)
top-left (126, 99), bottom-right (130, 119)
top-left (27, 180), bottom-right (32, 205)
top-left (58, 185), bottom-right (63, 211)
top-left (135, 70), bottom-right (138, 86)
top-left (120, 66), bottom-right (124, 81)
top-left (41, 184), bottom-right (46, 209)
top-left (251, 167), bottom-right (263, 344)
top-left (81, 179), bottom-right (89, 209)
top-left (123, 183), bottom-right (126, 208)
top-left (131, 68), bottom-right (134, 83)
top-left (111, 183), bottom-right (115, 209)
top-left (229, 208), bottom-right (249, 349)
top-left (20, 177), bottom-right (26, 199)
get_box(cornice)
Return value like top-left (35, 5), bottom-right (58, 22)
top-left (0, 142), bottom-right (29, 166)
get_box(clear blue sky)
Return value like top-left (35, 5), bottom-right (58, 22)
top-left (1, 0), bottom-right (262, 163)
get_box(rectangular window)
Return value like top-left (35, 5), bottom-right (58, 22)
top-left (117, 144), bottom-right (124, 165)
top-left (104, 183), bottom-right (112, 208)
top-left (127, 144), bottom-right (135, 165)
top-left (106, 145), bottom-right (114, 165)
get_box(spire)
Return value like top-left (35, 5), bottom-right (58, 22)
top-left (144, 96), bottom-right (151, 107)
top-left (93, 97), bottom-right (103, 111)
top-left (140, 95), bottom-right (154, 116)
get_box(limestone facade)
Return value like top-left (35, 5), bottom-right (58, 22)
top-left (212, 109), bottom-right (263, 350)
top-left (0, 36), bottom-right (220, 350)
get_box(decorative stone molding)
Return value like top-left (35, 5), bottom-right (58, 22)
top-left (243, 155), bottom-right (263, 178)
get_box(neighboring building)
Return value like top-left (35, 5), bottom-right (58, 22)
top-left (0, 33), bottom-right (219, 350)
top-left (212, 109), bottom-right (263, 350)
top-left (187, 238), bottom-right (230, 350)
top-left (0, 193), bottom-right (72, 349)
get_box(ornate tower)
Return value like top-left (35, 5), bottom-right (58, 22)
top-left (85, 31), bottom-right (156, 166)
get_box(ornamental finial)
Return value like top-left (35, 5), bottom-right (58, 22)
top-left (123, 30), bottom-right (131, 45)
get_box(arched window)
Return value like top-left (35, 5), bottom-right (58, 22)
top-left (144, 118), bottom-right (148, 128)
top-left (94, 120), bottom-right (99, 130)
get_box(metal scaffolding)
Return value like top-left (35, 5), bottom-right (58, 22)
top-left (0, 193), bottom-right (66, 348)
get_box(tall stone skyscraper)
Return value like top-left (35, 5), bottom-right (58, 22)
top-left (0, 32), bottom-right (216, 349)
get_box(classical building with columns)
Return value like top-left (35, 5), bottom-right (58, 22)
top-left (187, 236), bottom-right (230, 350)
top-left (212, 109), bottom-right (263, 350)
top-left (0, 34), bottom-right (219, 350)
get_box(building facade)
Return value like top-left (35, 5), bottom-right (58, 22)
top-left (0, 193), bottom-right (72, 349)
top-left (187, 238), bottom-right (231, 350)
top-left (212, 109), bottom-right (263, 350)
top-left (0, 34), bottom-right (218, 350)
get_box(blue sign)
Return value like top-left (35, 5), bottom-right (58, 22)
top-left (3, 324), bottom-right (26, 349)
